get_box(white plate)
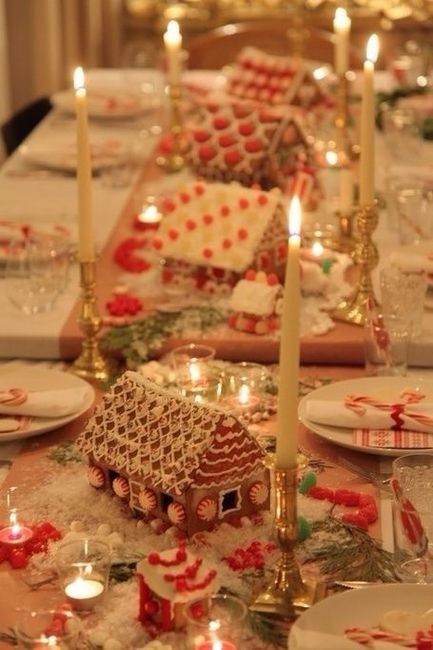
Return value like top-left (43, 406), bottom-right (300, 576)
top-left (19, 137), bottom-right (128, 173)
top-left (51, 88), bottom-right (156, 120)
top-left (289, 583), bottom-right (433, 649)
top-left (0, 367), bottom-right (94, 442)
top-left (298, 376), bottom-right (433, 457)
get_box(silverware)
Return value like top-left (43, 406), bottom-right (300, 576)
top-left (332, 580), bottom-right (384, 590)
top-left (338, 457), bottom-right (392, 490)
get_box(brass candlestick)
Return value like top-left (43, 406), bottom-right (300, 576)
top-left (250, 466), bottom-right (322, 617)
top-left (333, 202), bottom-right (380, 326)
top-left (156, 82), bottom-right (187, 173)
top-left (337, 207), bottom-right (356, 254)
top-left (70, 261), bottom-right (117, 385)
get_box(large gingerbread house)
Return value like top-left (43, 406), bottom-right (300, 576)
top-left (76, 372), bottom-right (270, 537)
top-left (153, 181), bottom-right (288, 290)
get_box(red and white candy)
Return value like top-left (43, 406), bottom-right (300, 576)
top-left (138, 488), bottom-right (157, 514)
top-left (112, 476), bottom-right (130, 499)
top-left (87, 465), bottom-right (105, 488)
top-left (248, 481), bottom-right (269, 505)
top-left (196, 497), bottom-right (217, 522)
top-left (167, 502), bottom-right (186, 525)
top-left (0, 387), bottom-right (28, 406)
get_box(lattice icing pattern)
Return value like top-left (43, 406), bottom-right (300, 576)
top-left (153, 181), bottom-right (284, 274)
top-left (77, 371), bottom-right (265, 497)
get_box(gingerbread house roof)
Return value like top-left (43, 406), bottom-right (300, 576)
top-left (226, 47), bottom-right (324, 108)
top-left (76, 371), bottom-right (265, 496)
top-left (153, 181), bottom-right (283, 273)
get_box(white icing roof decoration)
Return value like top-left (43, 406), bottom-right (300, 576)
top-left (154, 181), bottom-right (282, 273)
top-left (76, 371), bottom-right (266, 496)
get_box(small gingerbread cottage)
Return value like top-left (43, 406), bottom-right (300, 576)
top-left (76, 372), bottom-right (270, 537)
top-left (136, 542), bottom-right (218, 634)
top-left (226, 46), bottom-right (325, 109)
top-left (153, 181), bottom-right (288, 290)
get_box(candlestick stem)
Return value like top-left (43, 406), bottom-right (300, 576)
top-left (250, 466), bottom-right (322, 617)
top-left (337, 207), bottom-right (356, 254)
top-left (70, 261), bottom-right (117, 385)
top-left (156, 83), bottom-right (187, 173)
top-left (335, 73), bottom-right (350, 157)
top-left (333, 202), bottom-right (380, 325)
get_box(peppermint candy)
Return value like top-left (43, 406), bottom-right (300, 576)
top-left (87, 465), bottom-right (105, 488)
top-left (138, 488), bottom-right (157, 514)
top-left (248, 481), bottom-right (269, 505)
top-left (112, 476), bottom-right (130, 499)
top-left (196, 497), bottom-right (217, 522)
top-left (167, 502), bottom-right (186, 525)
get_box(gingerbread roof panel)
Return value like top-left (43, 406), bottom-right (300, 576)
top-left (155, 181), bottom-right (282, 273)
top-left (76, 372), bottom-right (266, 496)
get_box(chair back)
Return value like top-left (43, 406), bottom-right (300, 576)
top-left (186, 20), bottom-right (363, 70)
top-left (1, 96), bottom-right (52, 156)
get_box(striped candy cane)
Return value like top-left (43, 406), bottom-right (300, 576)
top-left (0, 388), bottom-right (28, 406)
top-left (344, 391), bottom-right (433, 431)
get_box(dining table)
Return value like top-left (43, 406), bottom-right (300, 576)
top-left (0, 65), bottom-right (432, 649)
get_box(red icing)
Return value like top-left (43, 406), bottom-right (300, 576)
top-left (185, 219), bottom-right (197, 230)
top-left (202, 213), bottom-right (214, 225)
top-left (203, 248), bottom-right (213, 259)
top-left (222, 238), bottom-right (232, 249)
top-left (180, 192), bottom-right (190, 204)
top-left (194, 183), bottom-right (205, 195)
top-left (258, 193), bottom-right (268, 206)
top-left (162, 198), bottom-right (176, 213)
top-left (153, 238), bottom-right (163, 251)
top-left (239, 198), bottom-right (249, 209)
top-left (168, 228), bottom-right (179, 241)
top-left (238, 228), bottom-right (248, 240)
top-left (220, 205), bottom-right (231, 217)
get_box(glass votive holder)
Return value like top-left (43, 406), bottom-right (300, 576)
top-left (301, 223), bottom-right (339, 264)
top-left (14, 608), bottom-right (79, 649)
top-left (225, 362), bottom-right (270, 412)
top-left (171, 344), bottom-right (216, 389)
top-left (183, 593), bottom-right (248, 650)
top-left (55, 538), bottom-right (111, 611)
top-left (0, 487), bottom-right (34, 547)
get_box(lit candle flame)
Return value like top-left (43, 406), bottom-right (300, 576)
top-left (288, 196), bottom-right (302, 238)
top-left (139, 204), bottom-right (161, 224)
top-left (325, 150), bottom-right (338, 167)
top-left (166, 20), bottom-right (181, 43)
top-left (334, 8), bottom-right (350, 31)
top-left (188, 361), bottom-right (202, 384)
top-left (366, 34), bottom-right (379, 64)
top-left (212, 643), bottom-right (223, 650)
top-left (311, 241), bottom-right (324, 257)
top-left (209, 619), bottom-right (221, 632)
top-left (73, 66), bottom-right (85, 92)
top-left (238, 384), bottom-right (251, 405)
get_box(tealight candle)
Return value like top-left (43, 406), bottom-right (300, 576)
top-left (0, 509), bottom-right (34, 546)
top-left (64, 575), bottom-right (104, 610)
top-left (136, 203), bottom-right (162, 230)
top-left (197, 642), bottom-right (236, 650)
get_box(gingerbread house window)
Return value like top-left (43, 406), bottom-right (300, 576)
top-left (160, 492), bottom-right (174, 513)
top-left (219, 486), bottom-right (242, 517)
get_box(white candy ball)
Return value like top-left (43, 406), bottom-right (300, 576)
top-left (97, 523), bottom-right (112, 537)
top-left (69, 520), bottom-right (84, 532)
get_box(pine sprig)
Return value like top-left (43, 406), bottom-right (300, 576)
top-left (102, 305), bottom-right (225, 368)
top-left (47, 441), bottom-right (83, 465)
top-left (301, 516), bottom-right (398, 583)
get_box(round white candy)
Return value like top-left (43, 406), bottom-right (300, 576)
top-left (97, 523), bottom-right (112, 537)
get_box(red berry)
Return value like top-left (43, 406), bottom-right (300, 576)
top-left (199, 144), bottom-right (217, 162)
top-left (8, 549), bottom-right (28, 569)
top-left (147, 552), bottom-right (160, 565)
top-left (193, 130), bottom-right (210, 143)
top-left (224, 149), bottom-right (242, 167)
top-left (245, 138), bottom-right (263, 153)
top-left (238, 121), bottom-right (255, 136)
top-left (213, 116), bottom-right (229, 130)
top-left (219, 134), bottom-right (237, 147)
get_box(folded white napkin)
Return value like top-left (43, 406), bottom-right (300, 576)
top-left (0, 387), bottom-right (89, 418)
top-left (388, 251), bottom-right (433, 275)
top-left (305, 399), bottom-right (433, 434)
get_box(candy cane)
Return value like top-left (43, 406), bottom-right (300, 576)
top-left (390, 478), bottom-right (428, 557)
top-left (0, 388), bottom-right (28, 406)
top-left (344, 391), bottom-right (433, 430)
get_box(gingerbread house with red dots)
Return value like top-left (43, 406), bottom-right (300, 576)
top-left (153, 181), bottom-right (288, 291)
top-left (76, 371), bottom-right (270, 537)
top-left (226, 47), bottom-right (325, 109)
top-left (136, 542), bottom-right (218, 634)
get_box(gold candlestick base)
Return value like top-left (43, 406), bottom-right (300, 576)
top-left (249, 467), bottom-right (323, 618)
top-left (333, 202), bottom-right (380, 326)
top-left (156, 82), bottom-right (188, 173)
top-left (70, 261), bottom-right (118, 386)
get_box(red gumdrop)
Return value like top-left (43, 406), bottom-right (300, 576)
top-left (308, 486), bottom-right (333, 500)
top-left (8, 548), bottom-right (29, 569)
top-left (359, 494), bottom-right (376, 508)
top-left (341, 512), bottom-right (369, 530)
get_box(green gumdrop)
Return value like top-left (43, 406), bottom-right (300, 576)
top-left (321, 258), bottom-right (334, 274)
top-left (298, 471), bottom-right (317, 495)
top-left (297, 516), bottom-right (311, 542)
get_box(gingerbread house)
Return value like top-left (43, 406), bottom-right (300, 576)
top-left (228, 270), bottom-right (283, 335)
top-left (188, 101), bottom-right (320, 205)
top-left (153, 181), bottom-right (288, 290)
top-left (226, 47), bottom-right (325, 109)
top-left (76, 372), bottom-right (270, 537)
top-left (136, 542), bottom-right (218, 634)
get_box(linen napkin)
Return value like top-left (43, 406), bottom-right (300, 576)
top-left (305, 394), bottom-right (433, 434)
top-left (353, 429), bottom-right (433, 449)
top-left (0, 386), bottom-right (90, 418)
top-left (290, 628), bottom-right (408, 649)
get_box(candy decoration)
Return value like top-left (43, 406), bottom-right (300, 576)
top-left (167, 502), bottom-right (186, 525)
top-left (112, 476), bottom-right (130, 499)
top-left (87, 465), bottom-right (105, 488)
top-left (248, 481), bottom-right (269, 505)
top-left (297, 515), bottom-right (311, 542)
top-left (225, 540), bottom-right (276, 571)
top-left (0, 388), bottom-right (28, 406)
top-left (106, 292), bottom-right (143, 317)
top-left (196, 497), bottom-right (217, 522)
top-left (113, 237), bottom-right (151, 274)
top-left (307, 484), bottom-right (378, 529)
top-left (298, 471), bottom-right (317, 495)
top-left (138, 488), bottom-right (157, 514)
top-left (390, 478), bottom-right (427, 556)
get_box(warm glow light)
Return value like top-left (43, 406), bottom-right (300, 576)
top-left (73, 66), bottom-right (85, 92)
top-left (139, 204), bottom-right (161, 224)
top-left (209, 620), bottom-right (221, 632)
top-left (165, 20), bottom-right (181, 43)
top-left (334, 8), bottom-right (350, 31)
top-left (311, 241), bottom-right (324, 257)
top-left (64, 576), bottom-right (104, 600)
top-left (188, 361), bottom-right (202, 384)
top-left (288, 196), bottom-right (302, 237)
top-left (366, 34), bottom-right (379, 64)
top-left (212, 643), bottom-right (223, 650)
top-left (325, 150), bottom-right (338, 166)
top-left (312, 65), bottom-right (331, 81)
top-left (238, 384), bottom-right (251, 405)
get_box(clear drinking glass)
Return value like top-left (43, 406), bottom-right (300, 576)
top-left (380, 266), bottom-right (427, 338)
top-left (364, 312), bottom-right (411, 377)
top-left (5, 233), bottom-right (70, 315)
top-left (14, 608), bottom-right (79, 648)
top-left (183, 593), bottom-right (248, 649)
top-left (381, 106), bottom-right (423, 163)
top-left (396, 185), bottom-right (433, 245)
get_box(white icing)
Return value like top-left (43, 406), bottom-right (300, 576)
top-left (229, 279), bottom-right (280, 316)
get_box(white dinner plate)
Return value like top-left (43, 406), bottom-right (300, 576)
top-left (19, 137), bottom-right (128, 173)
top-left (298, 375), bottom-right (433, 457)
top-left (51, 88), bottom-right (157, 120)
top-left (289, 583), bottom-right (433, 649)
top-left (0, 367), bottom-right (95, 443)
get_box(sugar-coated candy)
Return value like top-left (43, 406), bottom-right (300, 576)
top-left (298, 471), bottom-right (317, 495)
top-left (297, 516), bottom-right (311, 542)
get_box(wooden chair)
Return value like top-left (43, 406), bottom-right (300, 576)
top-left (186, 20), bottom-right (363, 70)
top-left (1, 96), bottom-right (52, 156)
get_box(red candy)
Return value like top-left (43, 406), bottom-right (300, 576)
top-left (220, 205), bottom-right (230, 217)
top-left (238, 228), bottom-right (248, 240)
top-left (106, 293), bottom-right (143, 317)
top-left (113, 238), bottom-right (152, 273)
